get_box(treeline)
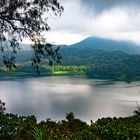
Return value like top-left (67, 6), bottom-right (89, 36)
top-left (0, 100), bottom-right (140, 140)
top-left (45, 65), bottom-right (88, 72)
top-left (1, 49), bottom-right (140, 82)
top-left (0, 65), bottom-right (89, 77)
top-left (86, 64), bottom-right (140, 82)
top-left (1, 63), bottom-right (140, 82)
top-left (8, 64), bottom-right (88, 73)
top-left (60, 49), bottom-right (140, 82)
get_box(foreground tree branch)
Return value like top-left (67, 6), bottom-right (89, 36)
top-left (0, 0), bottom-right (63, 73)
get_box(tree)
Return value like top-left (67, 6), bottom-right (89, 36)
top-left (66, 112), bottom-right (75, 121)
top-left (0, 100), bottom-right (6, 115)
top-left (0, 0), bottom-right (63, 73)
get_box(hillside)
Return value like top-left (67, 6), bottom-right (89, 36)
top-left (1, 36), bottom-right (140, 65)
top-left (1, 37), bottom-right (140, 81)
top-left (69, 37), bottom-right (140, 54)
top-left (60, 37), bottom-right (140, 65)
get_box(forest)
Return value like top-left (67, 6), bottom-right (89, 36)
top-left (0, 100), bottom-right (140, 140)
top-left (1, 50), bottom-right (140, 82)
top-left (1, 0), bottom-right (140, 140)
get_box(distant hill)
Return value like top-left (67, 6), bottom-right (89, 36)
top-left (0, 50), bottom-right (33, 66)
top-left (59, 37), bottom-right (140, 65)
top-left (1, 37), bottom-right (140, 81)
top-left (68, 36), bottom-right (140, 54)
top-left (1, 36), bottom-right (140, 66)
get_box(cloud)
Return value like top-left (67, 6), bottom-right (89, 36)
top-left (45, 31), bottom-right (87, 45)
top-left (49, 0), bottom-right (89, 33)
top-left (87, 6), bottom-right (140, 44)
top-left (87, 7), bottom-right (140, 33)
top-left (80, 0), bottom-right (140, 13)
top-left (46, 0), bottom-right (140, 45)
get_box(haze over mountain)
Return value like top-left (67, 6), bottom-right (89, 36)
top-left (19, 36), bottom-right (140, 55)
top-left (1, 36), bottom-right (140, 81)
top-left (1, 36), bottom-right (140, 66)
top-left (67, 36), bottom-right (140, 54)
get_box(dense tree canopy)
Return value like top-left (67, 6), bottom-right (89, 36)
top-left (0, 0), bottom-right (63, 72)
top-left (1, 103), bottom-right (140, 139)
top-left (0, 99), bottom-right (6, 115)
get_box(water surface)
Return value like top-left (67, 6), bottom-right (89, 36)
top-left (1, 76), bottom-right (140, 123)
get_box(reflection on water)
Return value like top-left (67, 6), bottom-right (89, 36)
top-left (0, 76), bottom-right (140, 122)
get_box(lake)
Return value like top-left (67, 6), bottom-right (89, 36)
top-left (0, 76), bottom-right (140, 123)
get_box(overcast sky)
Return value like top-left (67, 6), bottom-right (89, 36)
top-left (45, 0), bottom-right (140, 45)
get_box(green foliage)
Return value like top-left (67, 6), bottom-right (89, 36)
top-left (0, 0), bottom-right (63, 71)
top-left (94, 116), bottom-right (140, 140)
top-left (1, 48), bottom-right (140, 82)
top-left (86, 61), bottom-right (140, 82)
top-left (1, 113), bottom-right (140, 140)
top-left (60, 46), bottom-right (140, 82)
top-left (1, 100), bottom-right (140, 139)
top-left (31, 126), bottom-right (48, 140)
top-left (0, 99), bottom-right (6, 115)
top-left (0, 113), bottom-right (25, 139)
top-left (47, 65), bottom-right (88, 72)
top-left (0, 65), bottom-right (88, 77)
top-left (66, 112), bottom-right (75, 121)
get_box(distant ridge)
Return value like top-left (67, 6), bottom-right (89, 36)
top-left (68, 36), bottom-right (140, 54)
top-left (1, 36), bottom-right (140, 66)
top-left (59, 36), bottom-right (140, 65)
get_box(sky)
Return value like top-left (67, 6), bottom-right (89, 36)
top-left (45, 0), bottom-right (140, 45)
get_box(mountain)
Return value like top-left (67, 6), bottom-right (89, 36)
top-left (58, 37), bottom-right (140, 81)
top-left (59, 37), bottom-right (140, 65)
top-left (1, 37), bottom-right (140, 81)
top-left (68, 36), bottom-right (140, 54)
top-left (1, 36), bottom-right (140, 66)
top-left (0, 50), bottom-right (33, 66)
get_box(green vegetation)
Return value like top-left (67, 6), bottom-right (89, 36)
top-left (1, 61), bottom-right (140, 82)
top-left (60, 45), bottom-right (140, 82)
top-left (46, 65), bottom-right (87, 76)
top-left (1, 37), bottom-right (140, 82)
top-left (1, 47), bottom-right (140, 82)
top-left (1, 38), bottom-right (140, 82)
top-left (1, 100), bottom-right (140, 140)
top-left (86, 64), bottom-right (140, 82)
top-left (0, 65), bottom-right (88, 78)
top-left (0, 0), bottom-right (63, 71)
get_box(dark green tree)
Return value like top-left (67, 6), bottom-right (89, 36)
top-left (0, 99), bottom-right (6, 115)
top-left (0, 0), bottom-right (63, 72)
top-left (66, 112), bottom-right (75, 121)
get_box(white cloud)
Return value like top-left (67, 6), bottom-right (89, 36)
top-left (45, 31), bottom-right (87, 45)
top-left (86, 6), bottom-right (140, 44)
top-left (46, 1), bottom-right (140, 45)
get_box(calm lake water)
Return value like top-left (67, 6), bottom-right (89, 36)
top-left (1, 76), bottom-right (140, 123)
